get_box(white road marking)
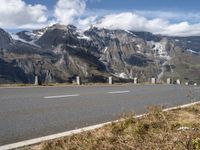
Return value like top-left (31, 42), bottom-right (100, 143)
top-left (0, 86), bottom-right (37, 89)
top-left (44, 94), bottom-right (79, 99)
top-left (108, 90), bottom-right (130, 94)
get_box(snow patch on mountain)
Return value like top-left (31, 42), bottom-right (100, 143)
top-left (114, 72), bottom-right (129, 79)
top-left (10, 33), bottom-right (41, 48)
top-left (36, 31), bottom-right (45, 37)
top-left (147, 41), bottom-right (170, 59)
top-left (104, 47), bottom-right (108, 53)
top-left (24, 31), bottom-right (42, 41)
top-left (136, 44), bottom-right (142, 53)
top-left (77, 34), bottom-right (91, 40)
top-left (187, 49), bottom-right (200, 54)
top-left (124, 30), bottom-right (137, 37)
top-left (136, 44), bottom-right (142, 50)
top-left (77, 30), bottom-right (91, 41)
top-left (175, 39), bottom-right (180, 42)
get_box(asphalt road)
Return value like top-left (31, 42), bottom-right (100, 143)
top-left (0, 85), bottom-right (199, 145)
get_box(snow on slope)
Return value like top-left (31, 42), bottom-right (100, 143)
top-left (104, 47), bottom-right (108, 53)
top-left (187, 49), bottom-right (200, 54)
top-left (24, 31), bottom-right (43, 41)
top-left (77, 30), bottom-right (91, 41)
top-left (147, 40), bottom-right (172, 80)
top-left (114, 72), bottom-right (129, 79)
top-left (147, 41), bottom-right (170, 59)
top-left (10, 33), bottom-right (41, 48)
top-left (124, 30), bottom-right (137, 37)
top-left (77, 33), bottom-right (91, 41)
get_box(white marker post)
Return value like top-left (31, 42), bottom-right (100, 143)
top-left (108, 76), bottom-right (113, 85)
top-left (167, 78), bottom-right (171, 84)
top-left (76, 76), bottom-right (81, 85)
top-left (151, 78), bottom-right (157, 84)
top-left (34, 76), bottom-right (39, 86)
top-left (176, 79), bottom-right (181, 85)
top-left (134, 77), bottom-right (138, 84)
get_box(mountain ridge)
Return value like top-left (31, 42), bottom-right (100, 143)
top-left (0, 24), bottom-right (199, 84)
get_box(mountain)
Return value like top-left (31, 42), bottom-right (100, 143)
top-left (169, 36), bottom-right (200, 53)
top-left (0, 24), bottom-right (199, 84)
top-left (0, 28), bottom-right (13, 48)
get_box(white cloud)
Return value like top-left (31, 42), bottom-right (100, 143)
top-left (135, 10), bottom-right (200, 23)
top-left (54, 0), bottom-right (98, 29)
top-left (96, 12), bottom-right (166, 32)
top-left (54, 0), bottom-right (86, 25)
top-left (96, 12), bottom-right (200, 36)
top-left (0, 0), bottom-right (48, 29)
top-left (78, 16), bottom-right (97, 29)
top-left (160, 22), bottom-right (200, 36)
top-left (1, 0), bottom-right (200, 36)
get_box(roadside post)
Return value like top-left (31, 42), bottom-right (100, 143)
top-left (76, 76), bottom-right (81, 85)
top-left (176, 79), bottom-right (181, 85)
top-left (151, 78), bottom-right (157, 84)
top-left (134, 77), bottom-right (138, 84)
top-left (34, 76), bottom-right (39, 86)
top-left (108, 76), bottom-right (113, 85)
top-left (167, 78), bottom-right (171, 84)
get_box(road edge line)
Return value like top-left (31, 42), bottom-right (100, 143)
top-left (0, 101), bottom-right (200, 150)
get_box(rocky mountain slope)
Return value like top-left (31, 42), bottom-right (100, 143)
top-left (0, 24), bottom-right (199, 84)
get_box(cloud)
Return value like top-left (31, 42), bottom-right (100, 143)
top-left (54, 0), bottom-right (99, 29)
top-left (1, 0), bottom-right (200, 36)
top-left (0, 0), bottom-right (48, 29)
top-left (96, 12), bottom-right (167, 32)
top-left (78, 16), bottom-right (97, 29)
top-left (160, 22), bottom-right (200, 36)
top-left (96, 12), bottom-right (200, 36)
top-left (135, 10), bottom-right (200, 23)
top-left (54, 0), bottom-right (86, 25)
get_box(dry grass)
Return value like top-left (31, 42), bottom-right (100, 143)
top-left (23, 104), bottom-right (200, 150)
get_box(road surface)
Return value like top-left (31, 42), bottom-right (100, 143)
top-left (0, 84), bottom-right (199, 145)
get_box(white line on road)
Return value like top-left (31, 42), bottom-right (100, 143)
top-left (44, 94), bottom-right (80, 99)
top-left (108, 90), bottom-right (130, 94)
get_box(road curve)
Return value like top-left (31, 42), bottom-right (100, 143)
top-left (0, 84), bottom-right (199, 145)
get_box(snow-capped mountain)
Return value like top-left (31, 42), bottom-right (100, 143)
top-left (0, 24), bottom-right (199, 84)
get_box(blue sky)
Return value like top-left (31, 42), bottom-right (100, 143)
top-left (1, 0), bottom-right (200, 36)
top-left (88, 0), bottom-right (200, 12)
top-left (25, 0), bottom-right (200, 12)
top-left (25, 0), bottom-right (56, 9)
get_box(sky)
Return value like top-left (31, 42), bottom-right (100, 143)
top-left (1, 0), bottom-right (200, 36)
